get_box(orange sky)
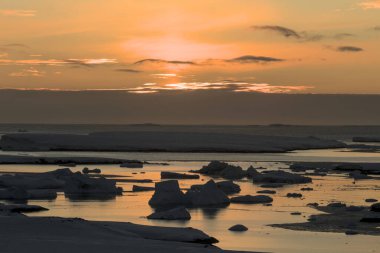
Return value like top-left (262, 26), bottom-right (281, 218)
top-left (0, 0), bottom-right (380, 93)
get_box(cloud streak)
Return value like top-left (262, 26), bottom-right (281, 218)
top-left (115, 68), bottom-right (142, 73)
top-left (2, 43), bottom-right (30, 49)
top-left (359, 0), bottom-right (380, 9)
top-left (252, 25), bottom-right (301, 39)
top-left (252, 25), bottom-right (324, 42)
top-left (9, 67), bottom-right (45, 77)
top-left (336, 46), bottom-right (364, 52)
top-left (0, 58), bottom-right (117, 67)
top-left (0, 9), bottom-right (36, 17)
top-left (126, 82), bottom-right (313, 94)
top-left (134, 59), bottom-right (196, 65)
top-left (252, 25), bottom-right (356, 42)
top-left (134, 55), bottom-right (284, 67)
top-left (227, 55), bottom-right (284, 63)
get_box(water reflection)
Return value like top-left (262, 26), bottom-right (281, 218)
top-left (65, 194), bottom-right (117, 201)
top-left (0, 160), bottom-right (379, 253)
top-left (199, 207), bottom-right (227, 220)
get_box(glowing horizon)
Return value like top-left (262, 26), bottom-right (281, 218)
top-left (0, 1), bottom-right (379, 94)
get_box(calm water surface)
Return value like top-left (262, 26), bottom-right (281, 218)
top-left (0, 153), bottom-right (379, 253)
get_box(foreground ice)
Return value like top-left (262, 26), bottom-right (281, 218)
top-left (0, 215), bottom-right (247, 253)
top-left (0, 203), bottom-right (48, 213)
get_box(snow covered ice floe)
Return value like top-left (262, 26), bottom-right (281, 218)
top-left (0, 216), bottom-right (232, 253)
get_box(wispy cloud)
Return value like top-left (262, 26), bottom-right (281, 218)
top-left (227, 55), bottom-right (284, 64)
top-left (359, 0), bottom-right (380, 9)
top-left (9, 67), bottom-right (45, 77)
top-left (151, 73), bottom-right (177, 79)
top-left (126, 82), bottom-right (313, 94)
top-left (252, 25), bottom-right (355, 42)
top-left (2, 43), bottom-right (30, 48)
top-left (336, 46), bottom-right (364, 52)
top-left (134, 59), bottom-right (196, 65)
top-left (134, 55), bottom-right (284, 67)
top-left (252, 25), bottom-right (302, 39)
top-left (116, 68), bottom-right (142, 73)
top-left (0, 9), bottom-right (36, 17)
top-left (252, 25), bottom-right (324, 42)
top-left (333, 33), bottom-right (355, 40)
top-left (64, 58), bottom-right (117, 67)
top-left (0, 58), bottom-right (117, 66)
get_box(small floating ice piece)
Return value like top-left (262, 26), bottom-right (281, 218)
top-left (82, 168), bottom-right (101, 174)
top-left (132, 185), bottom-right (155, 192)
top-left (257, 190), bottom-right (276, 194)
top-left (286, 193), bottom-right (302, 198)
top-left (161, 172), bottom-right (199, 180)
top-left (147, 207), bottom-right (191, 220)
top-left (230, 195), bottom-right (273, 204)
top-left (228, 224), bottom-right (248, 232)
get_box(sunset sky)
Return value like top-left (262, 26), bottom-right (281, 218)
top-left (0, 0), bottom-right (380, 94)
